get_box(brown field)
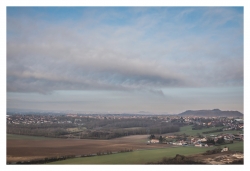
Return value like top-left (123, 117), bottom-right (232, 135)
top-left (7, 134), bottom-right (170, 163)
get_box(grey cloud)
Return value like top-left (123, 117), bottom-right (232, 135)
top-left (7, 47), bottom-right (190, 94)
top-left (7, 8), bottom-right (243, 94)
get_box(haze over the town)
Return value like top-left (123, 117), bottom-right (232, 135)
top-left (7, 7), bottom-right (243, 114)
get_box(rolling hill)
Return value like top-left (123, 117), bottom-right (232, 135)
top-left (178, 109), bottom-right (243, 117)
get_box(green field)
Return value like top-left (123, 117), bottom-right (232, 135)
top-left (7, 134), bottom-right (55, 140)
top-left (175, 125), bottom-right (243, 136)
top-left (222, 130), bottom-right (243, 135)
top-left (48, 141), bottom-right (243, 164)
top-left (216, 141), bottom-right (244, 151)
top-left (66, 127), bottom-right (87, 132)
top-left (176, 125), bottom-right (223, 136)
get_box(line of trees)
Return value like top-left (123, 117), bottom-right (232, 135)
top-left (80, 125), bottom-right (180, 139)
top-left (7, 148), bottom-right (134, 165)
top-left (7, 116), bottom-right (180, 139)
top-left (203, 148), bottom-right (222, 155)
top-left (147, 154), bottom-right (205, 164)
top-left (7, 126), bottom-right (69, 137)
top-left (202, 129), bottom-right (223, 134)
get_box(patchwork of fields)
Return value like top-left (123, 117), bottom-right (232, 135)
top-left (7, 133), bottom-right (243, 164)
top-left (48, 141), bottom-right (243, 164)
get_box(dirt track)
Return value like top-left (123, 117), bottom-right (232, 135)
top-left (7, 135), bottom-right (170, 162)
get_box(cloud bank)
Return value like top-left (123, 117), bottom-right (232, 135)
top-left (7, 7), bottom-right (243, 94)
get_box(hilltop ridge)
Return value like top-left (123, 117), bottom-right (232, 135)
top-left (178, 109), bottom-right (243, 117)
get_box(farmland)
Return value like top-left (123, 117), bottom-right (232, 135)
top-left (7, 134), bottom-right (169, 163)
top-left (7, 133), bottom-right (243, 164)
top-left (48, 141), bottom-right (243, 164)
top-left (175, 125), bottom-right (243, 136)
top-left (176, 125), bottom-right (223, 136)
top-left (6, 114), bottom-right (244, 164)
top-left (48, 146), bottom-right (214, 164)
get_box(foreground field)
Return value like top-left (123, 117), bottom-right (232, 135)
top-left (7, 133), bottom-right (243, 164)
top-left (7, 134), bottom-right (168, 163)
top-left (48, 141), bottom-right (243, 164)
top-left (48, 146), bottom-right (213, 164)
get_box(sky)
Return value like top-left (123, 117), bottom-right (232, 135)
top-left (6, 7), bottom-right (244, 114)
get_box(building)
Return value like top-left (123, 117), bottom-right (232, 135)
top-left (150, 139), bottom-right (159, 143)
top-left (221, 147), bottom-right (229, 152)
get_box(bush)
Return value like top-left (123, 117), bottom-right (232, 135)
top-left (148, 154), bottom-right (205, 164)
top-left (203, 148), bottom-right (222, 155)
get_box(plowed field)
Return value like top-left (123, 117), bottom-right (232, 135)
top-left (7, 134), bottom-right (169, 163)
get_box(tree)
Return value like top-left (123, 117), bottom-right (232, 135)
top-left (206, 138), bottom-right (215, 145)
top-left (183, 133), bottom-right (187, 141)
top-left (197, 133), bottom-right (203, 138)
top-left (216, 137), bottom-right (225, 144)
top-left (159, 136), bottom-right (163, 143)
top-left (149, 134), bottom-right (155, 139)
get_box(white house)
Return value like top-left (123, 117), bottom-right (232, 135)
top-left (195, 144), bottom-right (202, 147)
top-left (221, 147), bottom-right (229, 152)
top-left (150, 139), bottom-right (159, 143)
top-left (200, 138), bottom-right (207, 142)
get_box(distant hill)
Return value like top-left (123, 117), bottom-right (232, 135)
top-left (178, 109), bottom-right (243, 117)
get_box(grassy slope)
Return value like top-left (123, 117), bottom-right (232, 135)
top-left (216, 141), bottom-right (244, 151)
top-left (48, 141), bottom-right (243, 164)
top-left (176, 125), bottom-right (242, 136)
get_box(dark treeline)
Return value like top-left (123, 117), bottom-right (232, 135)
top-left (7, 122), bottom-right (75, 137)
top-left (7, 125), bottom-right (69, 137)
top-left (203, 148), bottom-right (222, 155)
top-left (147, 154), bottom-right (205, 164)
top-left (7, 115), bottom-right (180, 139)
top-left (85, 117), bottom-right (162, 129)
top-left (7, 148), bottom-right (134, 164)
top-left (81, 125), bottom-right (180, 139)
top-left (192, 123), bottom-right (224, 130)
top-left (202, 129), bottom-right (223, 134)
